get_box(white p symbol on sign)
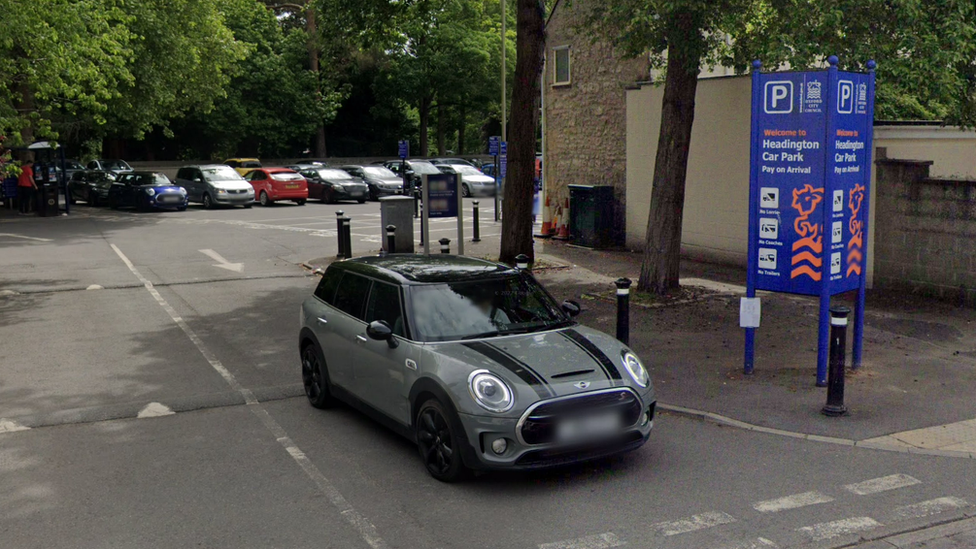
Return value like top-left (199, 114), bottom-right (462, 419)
top-left (764, 81), bottom-right (793, 114)
top-left (838, 81), bottom-right (854, 113)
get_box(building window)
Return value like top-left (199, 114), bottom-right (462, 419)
top-left (553, 46), bottom-right (571, 86)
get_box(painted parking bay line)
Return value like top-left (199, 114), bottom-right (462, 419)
top-left (0, 233), bottom-right (53, 242)
top-left (753, 491), bottom-right (834, 513)
top-left (797, 517), bottom-right (881, 541)
top-left (538, 532), bottom-right (623, 549)
top-left (844, 474), bottom-right (921, 496)
top-left (720, 538), bottom-right (779, 549)
top-left (652, 511), bottom-right (737, 536)
top-left (894, 497), bottom-right (969, 519)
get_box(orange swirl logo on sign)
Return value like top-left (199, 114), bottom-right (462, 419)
top-left (791, 184), bottom-right (824, 281)
top-left (847, 183), bottom-right (865, 276)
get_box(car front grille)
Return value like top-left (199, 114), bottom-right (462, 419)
top-left (519, 389), bottom-right (643, 446)
top-left (157, 193), bottom-right (183, 203)
top-left (228, 189), bottom-right (249, 195)
top-left (514, 431), bottom-right (645, 467)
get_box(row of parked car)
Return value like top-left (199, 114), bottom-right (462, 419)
top-left (63, 156), bottom-right (503, 212)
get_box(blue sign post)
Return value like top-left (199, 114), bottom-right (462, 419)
top-left (745, 57), bottom-right (875, 386)
top-left (398, 140), bottom-right (409, 159)
top-left (421, 173), bottom-right (464, 255)
top-left (488, 136), bottom-right (500, 157)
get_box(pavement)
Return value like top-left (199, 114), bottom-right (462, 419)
top-left (2, 200), bottom-right (976, 549)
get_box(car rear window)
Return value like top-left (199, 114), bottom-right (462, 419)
top-left (242, 161), bottom-right (262, 168)
top-left (318, 169), bottom-right (352, 180)
top-left (271, 172), bottom-right (304, 181)
top-left (331, 273), bottom-right (370, 319)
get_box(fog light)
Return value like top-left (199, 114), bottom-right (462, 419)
top-left (640, 411), bottom-right (650, 426)
top-left (490, 438), bottom-right (508, 455)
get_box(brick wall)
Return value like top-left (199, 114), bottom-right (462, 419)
top-left (874, 157), bottom-right (976, 306)
top-left (544, 1), bottom-right (649, 243)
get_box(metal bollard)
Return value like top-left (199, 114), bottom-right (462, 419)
top-left (472, 200), bottom-right (481, 242)
top-left (615, 278), bottom-right (632, 346)
top-left (439, 238), bottom-right (451, 254)
top-left (341, 216), bottom-right (352, 259)
top-left (386, 225), bottom-right (396, 254)
top-left (335, 210), bottom-right (345, 258)
top-left (515, 254), bottom-right (530, 270)
top-left (413, 187), bottom-right (420, 219)
top-left (822, 306), bottom-right (851, 417)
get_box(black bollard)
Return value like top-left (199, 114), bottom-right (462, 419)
top-left (472, 200), bottom-right (481, 242)
top-left (335, 210), bottom-right (346, 258)
top-left (615, 278), bottom-right (632, 346)
top-left (341, 216), bottom-right (352, 259)
top-left (386, 225), bottom-right (396, 254)
top-left (822, 306), bottom-right (851, 417)
top-left (515, 254), bottom-right (530, 271)
top-left (439, 238), bottom-right (451, 254)
top-left (413, 187), bottom-right (420, 219)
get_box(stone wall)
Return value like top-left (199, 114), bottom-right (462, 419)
top-left (544, 1), bottom-right (649, 243)
top-left (874, 156), bottom-right (976, 306)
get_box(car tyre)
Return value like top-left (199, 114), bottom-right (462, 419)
top-left (259, 191), bottom-right (272, 206)
top-left (461, 183), bottom-right (471, 198)
top-left (357, 198), bottom-right (366, 204)
top-left (369, 187), bottom-right (378, 201)
top-left (301, 343), bottom-right (336, 409)
top-left (202, 193), bottom-right (215, 209)
top-left (88, 191), bottom-right (99, 207)
top-left (325, 188), bottom-right (337, 204)
top-left (416, 399), bottom-right (471, 483)
top-left (296, 199), bottom-right (306, 206)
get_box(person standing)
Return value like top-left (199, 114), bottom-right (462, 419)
top-left (18, 160), bottom-right (36, 214)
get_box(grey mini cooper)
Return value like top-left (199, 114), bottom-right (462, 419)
top-left (299, 255), bottom-right (656, 481)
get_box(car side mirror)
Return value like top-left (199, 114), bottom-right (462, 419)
top-left (366, 320), bottom-right (398, 348)
top-left (561, 300), bottom-right (582, 317)
top-left (193, 177), bottom-right (202, 182)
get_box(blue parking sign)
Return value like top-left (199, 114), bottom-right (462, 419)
top-left (398, 140), bottom-right (409, 159)
top-left (488, 136), bottom-right (500, 157)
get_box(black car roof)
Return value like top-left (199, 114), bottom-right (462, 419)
top-left (332, 255), bottom-right (516, 285)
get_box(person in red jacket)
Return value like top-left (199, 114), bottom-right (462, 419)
top-left (18, 160), bottom-right (36, 214)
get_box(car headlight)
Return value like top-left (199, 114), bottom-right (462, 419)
top-left (217, 188), bottom-right (227, 194)
top-left (145, 188), bottom-right (156, 196)
top-left (621, 351), bottom-right (649, 388)
top-left (179, 187), bottom-right (187, 194)
top-left (468, 370), bottom-right (514, 413)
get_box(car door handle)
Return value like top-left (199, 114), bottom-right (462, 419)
top-left (316, 317), bottom-right (328, 324)
top-left (356, 335), bottom-right (368, 343)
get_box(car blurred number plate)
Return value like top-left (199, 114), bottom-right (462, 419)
top-left (286, 184), bottom-right (299, 189)
top-left (557, 412), bottom-right (621, 442)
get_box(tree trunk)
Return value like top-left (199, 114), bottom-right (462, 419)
top-left (437, 102), bottom-right (445, 155)
top-left (637, 15), bottom-right (702, 295)
top-left (419, 96), bottom-right (430, 157)
top-left (307, 5), bottom-right (327, 157)
top-left (499, 0), bottom-right (544, 264)
top-left (457, 105), bottom-right (466, 155)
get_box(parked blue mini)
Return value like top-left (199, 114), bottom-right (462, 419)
top-left (109, 172), bottom-right (188, 211)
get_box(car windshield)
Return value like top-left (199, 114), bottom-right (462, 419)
top-left (202, 166), bottom-right (244, 181)
top-left (133, 174), bottom-right (171, 186)
top-left (242, 161), bottom-right (262, 168)
top-left (66, 161), bottom-right (84, 170)
top-left (318, 169), bottom-right (352, 180)
top-left (364, 167), bottom-right (397, 179)
top-left (452, 165), bottom-right (483, 175)
top-left (409, 161), bottom-right (441, 175)
top-left (407, 274), bottom-right (570, 342)
top-left (105, 160), bottom-right (131, 171)
top-left (271, 172), bottom-right (303, 181)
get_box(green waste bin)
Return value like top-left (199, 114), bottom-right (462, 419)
top-left (568, 184), bottom-right (613, 248)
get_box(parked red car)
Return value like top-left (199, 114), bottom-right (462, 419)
top-left (245, 168), bottom-right (308, 206)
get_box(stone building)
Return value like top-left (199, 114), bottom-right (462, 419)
top-left (543, 0), bottom-right (650, 243)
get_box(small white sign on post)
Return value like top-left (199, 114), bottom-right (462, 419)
top-left (740, 297), bottom-right (762, 328)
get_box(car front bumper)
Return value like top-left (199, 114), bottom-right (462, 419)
top-left (334, 185), bottom-right (369, 199)
top-left (214, 192), bottom-right (254, 205)
top-left (456, 400), bottom-right (655, 471)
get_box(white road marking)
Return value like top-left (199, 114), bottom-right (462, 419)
top-left (0, 233), bottom-right (53, 242)
top-left (86, 284), bottom-right (104, 290)
top-left (198, 249), bottom-right (244, 273)
top-left (0, 290), bottom-right (19, 296)
top-left (652, 511), bottom-right (737, 536)
top-left (111, 243), bottom-right (387, 549)
top-left (538, 532), bottom-right (623, 549)
top-left (720, 538), bottom-right (779, 549)
top-left (0, 418), bottom-right (30, 434)
top-left (137, 402), bottom-right (175, 418)
top-left (894, 497), bottom-right (969, 519)
top-left (753, 491), bottom-right (834, 513)
top-left (845, 474), bottom-right (921, 495)
top-left (797, 517), bottom-right (881, 540)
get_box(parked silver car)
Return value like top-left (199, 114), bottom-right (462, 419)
top-left (299, 255), bottom-right (655, 481)
top-left (175, 165), bottom-right (254, 209)
top-left (435, 164), bottom-right (496, 197)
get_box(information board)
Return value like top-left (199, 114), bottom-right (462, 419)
top-left (500, 141), bottom-right (507, 178)
top-left (398, 140), bottom-right (409, 159)
top-left (425, 173), bottom-right (458, 218)
top-left (488, 136), bottom-right (500, 157)
top-left (745, 57), bottom-right (875, 385)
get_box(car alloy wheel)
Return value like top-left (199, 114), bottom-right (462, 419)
top-left (461, 184), bottom-right (470, 198)
top-left (203, 193), bottom-right (214, 209)
top-left (259, 191), bottom-right (271, 206)
top-left (301, 344), bottom-right (334, 409)
top-left (416, 400), bottom-right (470, 482)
